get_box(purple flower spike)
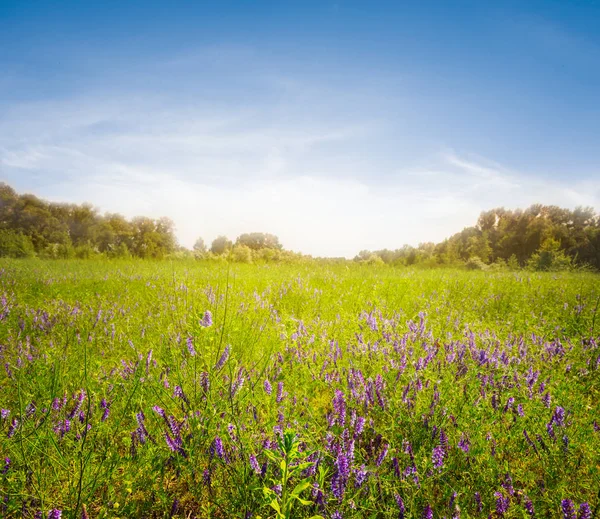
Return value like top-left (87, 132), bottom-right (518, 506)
top-left (495, 492), bottom-right (509, 516)
top-left (333, 390), bottom-right (346, 426)
top-left (249, 454), bottom-right (261, 475)
top-left (432, 445), bottom-right (445, 469)
top-left (422, 504), bottom-right (433, 519)
top-left (376, 443), bottom-right (389, 467)
top-left (186, 337), bottom-right (196, 356)
top-left (458, 433), bottom-right (470, 453)
top-left (215, 345), bottom-right (230, 370)
top-left (578, 502), bottom-right (592, 519)
top-left (214, 436), bottom-right (225, 459)
top-left (524, 499), bottom-right (535, 516)
top-left (200, 310), bottom-right (213, 327)
top-left (561, 499), bottom-right (576, 519)
top-left (264, 379), bottom-right (272, 395)
top-left (47, 510), bottom-right (62, 519)
top-left (553, 406), bottom-right (566, 426)
top-left (395, 494), bottom-right (405, 518)
top-left (7, 417), bottom-right (18, 438)
top-left (152, 405), bottom-right (166, 417)
top-left (276, 382), bottom-right (286, 403)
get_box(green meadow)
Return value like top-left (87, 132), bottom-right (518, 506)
top-left (0, 259), bottom-right (599, 518)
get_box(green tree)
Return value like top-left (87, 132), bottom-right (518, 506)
top-left (211, 235), bottom-right (232, 255)
top-left (236, 232), bottom-right (282, 250)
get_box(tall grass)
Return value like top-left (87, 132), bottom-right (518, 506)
top-left (0, 259), bottom-right (599, 518)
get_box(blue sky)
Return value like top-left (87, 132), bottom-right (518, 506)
top-left (1, 1), bottom-right (599, 256)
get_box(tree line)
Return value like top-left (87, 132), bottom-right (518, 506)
top-left (0, 183), bottom-right (598, 270)
top-left (355, 205), bottom-right (600, 271)
top-left (0, 183), bottom-right (292, 261)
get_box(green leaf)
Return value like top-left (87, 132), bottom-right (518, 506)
top-left (290, 479), bottom-right (312, 497)
top-left (269, 499), bottom-right (281, 514)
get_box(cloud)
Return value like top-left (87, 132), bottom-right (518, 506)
top-left (1, 87), bottom-right (599, 258)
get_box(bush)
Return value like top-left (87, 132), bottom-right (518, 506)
top-left (39, 242), bottom-right (75, 259)
top-left (74, 242), bottom-right (99, 259)
top-left (107, 242), bottom-right (132, 259)
top-left (527, 238), bottom-right (573, 272)
top-left (231, 244), bottom-right (253, 263)
top-left (465, 256), bottom-right (488, 270)
top-left (0, 230), bottom-right (36, 258)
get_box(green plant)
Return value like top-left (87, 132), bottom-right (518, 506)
top-left (260, 431), bottom-right (323, 519)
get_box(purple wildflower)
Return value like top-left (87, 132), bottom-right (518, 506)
top-left (354, 416), bottom-right (365, 438)
top-left (203, 468), bottom-right (211, 487)
top-left (561, 499), bottom-right (576, 519)
top-left (152, 405), bottom-right (166, 417)
top-left (100, 399), bottom-right (110, 421)
top-left (186, 337), bottom-right (196, 356)
top-left (354, 465), bottom-right (368, 488)
top-left (0, 409), bottom-right (9, 420)
top-left (395, 494), bottom-right (406, 519)
top-left (495, 492), bottom-right (510, 516)
top-left (376, 443), bottom-right (389, 466)
top-left (276, 382), bottom-right (286, 403)
top-left (432, 445), bottom-right (445, 469)
top-left (422, 504), bottom-right (433, 519)
top-left (215, 345), bottom-right (230, 369)
top-left (542, 392), bottom-right (551, 408)
top-left (524, 499), bottom-right (535, 516)
top-left (165, 430), bottom-right (184, 455)
top-left (264, 379), bottom-right (272, 395)
top-left (458, 433), bottom-right (470, 453)
top-left (7, 417), bottom-right (18, 438)
top-left (579, 503), bottom-right (592, 519)
top-left (173, 385), bottom-right (187, 402)
top-left (48, 511), bottom-right (62, 519)
top-left (200, 310), bottom-right (213, 327)
top-left (504, 397), bottom-right (515, 413)
top-left (546, 422), bottom-right (556, 441)
top-left (332, 450), bottom-right (350, 499)
top-left (440, 428), bottom-right (449, 449)
top-left (249, 454), bottom-right (261, 475)
top-left (2, 457), bottom-right (10, 474)
top-left (135, 412), bottom-right (149, 444)
top-left (214, 436), bottom-right (225, 459)
top-left (332, 390), bottom-right (346, 426)
top-left (553, 406), bottom-right (566, 426)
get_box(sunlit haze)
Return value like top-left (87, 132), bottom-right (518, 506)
top-left (1, 1), bottom-right (599, 257)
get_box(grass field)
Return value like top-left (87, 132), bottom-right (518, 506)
top-left (1, 259), bottom-right (599, 518)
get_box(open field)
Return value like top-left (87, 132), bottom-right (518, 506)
top-left (1, 260), bottom-right (599, 518)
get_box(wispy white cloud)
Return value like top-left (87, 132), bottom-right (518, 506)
top-left (1, 78), bottom-right (598, 257)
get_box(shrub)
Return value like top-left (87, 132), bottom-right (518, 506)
top-left (231, 244), bottom-right (253, 263)
top-left (465, 256), bottom-right (488, 270)
top-left (0, 230), bottom-right (36, 258)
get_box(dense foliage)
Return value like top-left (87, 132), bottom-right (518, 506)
top-left (0, 184), bottom-right (178, 259)
top-left (0, 259), bottom-right (599, 518)
top-left (360, 205), bottom-right (600, 270)
top-left (2, 183), bottom-right (598, 271)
